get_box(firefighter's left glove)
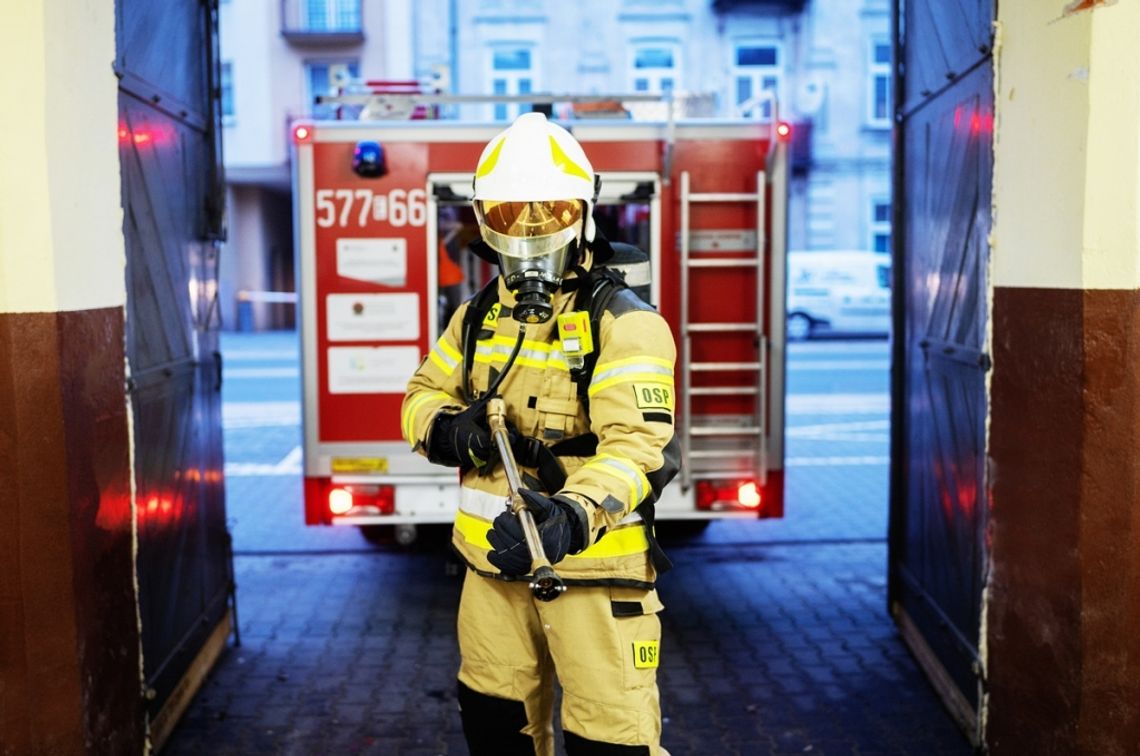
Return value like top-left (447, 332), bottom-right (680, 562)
top-left (426, 400), bottom-right (497, 472)
top-left (487, 490), bottom-right (585, 577)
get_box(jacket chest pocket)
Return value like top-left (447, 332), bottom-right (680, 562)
top-left (536, 370), bottom-right (585, 441)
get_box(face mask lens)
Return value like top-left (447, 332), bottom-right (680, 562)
top-left (480, 200), bottom-right (582, 239)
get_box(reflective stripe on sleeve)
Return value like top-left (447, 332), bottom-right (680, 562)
top-left (582, 454), bottom-right (651, 507)
top-left (402, 390), bottom-right (450, 445)
top-left (428, 337), bottom-right (462, 375)
top-left (588, 356), bottom-right (673, 396)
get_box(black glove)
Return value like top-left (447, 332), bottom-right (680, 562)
top-left (487, 490), bottom-right (584, 577)
top-left (427, 399), bottom-right (496, 471)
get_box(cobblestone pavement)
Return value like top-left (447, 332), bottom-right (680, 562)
top-left (163, 334), bottom-right (971, 755)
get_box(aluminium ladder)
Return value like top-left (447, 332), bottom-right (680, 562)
top-left (678, 170), bottom-right (768, 490)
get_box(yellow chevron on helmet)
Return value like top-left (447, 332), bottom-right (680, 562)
top-left (472, 112), bottom-right (597, 243)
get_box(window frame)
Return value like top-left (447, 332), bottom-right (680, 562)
top-left (867, 38), bottom-right (892, 128)
top-left (731, 39), bottom-right (783, 121)
top-left (485, 43), bottom-right (537, 122)
top-left (869, 197), bottom-right (892, 254)
top-left (628, 39), bottom-right (681, 95)
top-left (304, 59), bottom-right (360, 120)
top-left (302, 0), bottom-right (361, 33)
top-left (220, 60), bottom-right (235, 125)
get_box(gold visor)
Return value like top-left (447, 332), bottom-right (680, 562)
top-left (480, 200), bottom-right (583, 239)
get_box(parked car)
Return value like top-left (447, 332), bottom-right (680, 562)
top-left (786, 251), bottom-right (891, 340)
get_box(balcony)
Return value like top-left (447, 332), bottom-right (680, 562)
top-left (281, 0), bottom-right (363, 46)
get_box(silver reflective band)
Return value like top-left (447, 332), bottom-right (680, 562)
top-left (591, 361), bottom-right (674, 386)
top-left (474, 340), bottom-right (569, 369)
top-left (459, 486), bottom-right (510, 520)
top-left (592, 456), bottom-right (648, 502)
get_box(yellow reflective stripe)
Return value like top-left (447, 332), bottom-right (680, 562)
top-left (428, 338), bottom-right (461, 375)
top-left (457, 511), bottom-right (648, 559)
top-left (437, 337), bottom-right (462, 361)
top-left (475, 137), bottom-right (505, 178)
top-left (584, 454), bottom-right (650, 505)
top-left (590, 356), bottom-right (673, 395)
top-left (474, 338), bottom-right (570, 372)
top-left (549, 135), bottom-right (591, 181)
top-left (569, 524), bottom-right (649, 559)
top-left (455, 510), bottom-right (493, 549)
top-left (402, 390), bottom-right (449, 445)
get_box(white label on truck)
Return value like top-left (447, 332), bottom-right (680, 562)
top-left (326, 292), bottom-right (420, 342)
top-left (327, 346), bottom-right (421, 394)
top-left (336, 238), bottom-right (407, 286)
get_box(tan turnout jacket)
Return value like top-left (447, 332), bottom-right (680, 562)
top-left (401, 258), bottom-right (680, 587)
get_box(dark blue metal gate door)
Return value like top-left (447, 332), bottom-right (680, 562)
top-left (889, 0), bottom-right (994, 745)
top-left (115, 0), bottom-right (231, 746)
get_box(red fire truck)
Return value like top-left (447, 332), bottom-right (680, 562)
top-left (292, 94), bottom-right (789, 542)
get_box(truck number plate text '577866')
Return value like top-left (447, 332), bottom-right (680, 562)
top-left (315, 188), bottom-right (428, 229)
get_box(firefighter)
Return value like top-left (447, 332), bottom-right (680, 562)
top-left (401, 112), bottom-right (679, 756)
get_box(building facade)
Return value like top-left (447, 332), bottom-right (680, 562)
top-left (220, 0), bottom-right (890, 328)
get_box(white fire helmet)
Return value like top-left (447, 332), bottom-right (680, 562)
top-left (471, 113), bottom-right (598, 304)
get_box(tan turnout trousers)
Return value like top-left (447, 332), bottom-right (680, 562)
top-left (457, 571), bottom-right (665, 754)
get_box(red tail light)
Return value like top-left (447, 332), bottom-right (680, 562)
top-left (293, 123), bottom-right (313, 144)
top-left (327, 484), bottom-right (395, 517)
top-left (775, 121), bottom-right (793, 140)
top-left (696, 480), bottom-right (763, 511)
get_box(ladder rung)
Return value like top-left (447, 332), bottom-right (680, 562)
top-left (691, 362), bottom-right (761, 372)
top-left (691, 426), bottom-right (763, 436)
top-left (688, 470), bottom-right (764, 480)
top-left (687, 323), bottom-right (757, 333)
top-left (689, 386), bottom-right (759, 396)
top-left (689, 192), bottom-right (761, 202)
top-left (689, 449), bottom-right (758, 459)
top-left (688, 258), bottom-right (759, 268)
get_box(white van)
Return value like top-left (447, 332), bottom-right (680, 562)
top-left (786, 251), bottom-right (892, 340)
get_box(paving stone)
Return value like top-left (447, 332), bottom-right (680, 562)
top-left (164, 336), bottom-right (970, 755)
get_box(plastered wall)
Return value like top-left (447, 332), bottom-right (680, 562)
top-left (0, 0), bottom-right (125, 313)
top-left (992, 1), bottom-right (1140, 290)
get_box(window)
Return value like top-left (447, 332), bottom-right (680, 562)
top-left (303, 0), bottom-right (361, 32)
top-left (870, 199), bottom-right (891, 253)
top-left (306, 61), bottom-right (359, 119)
top-left (488, 46), bottom-right (535, 121)
top-left (733, 42), bottom-right (781, 120)
top-left (629, 42), bottom-right (679, 95)
top-left (868, 40), bottom-right (892, 127)
top-left (220, 61), bottom-right (235, 123)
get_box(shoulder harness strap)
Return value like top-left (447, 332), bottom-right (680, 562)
top-left (460, 277), bottom-right (501, 403)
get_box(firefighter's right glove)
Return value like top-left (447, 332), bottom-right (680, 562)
top-left (487, 490), bottom-right (583, 577)
top-left (427, 401), bottom-right (496, 472)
